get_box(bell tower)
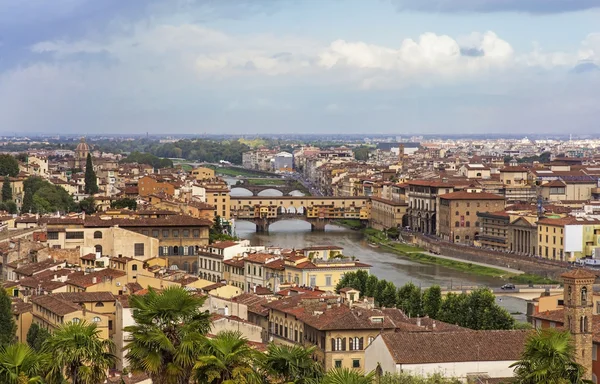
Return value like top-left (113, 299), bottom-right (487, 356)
top-left (562, 269), bottom-right (596, 380)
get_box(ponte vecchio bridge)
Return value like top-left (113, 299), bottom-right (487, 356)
top-left (229, 196), bottom-right (369, 232)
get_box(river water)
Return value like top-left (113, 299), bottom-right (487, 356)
top-left (227, 177), bottom-right (527, 321)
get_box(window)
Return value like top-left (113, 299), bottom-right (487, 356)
top-left (162, 229), bottom-right (169, 238)
top-left (132, 264), bottom-right (138, 271)
top-left (368, 336), bottom-right (374, 346)
top-left (95, 302), bottom-right (104, 307)
top-left (142, 230), bottom-right (149, 236)
top-left (334, 360), bottom-right (342, 368)
top-left (455, 211), bottom-right (459, 215)
top-left (455, 221), bottom-right (460, 227)
top-left (152, 229), bottom-right (159, 238)
top-left (72, 318), bottom-right (81, 324)
top-left (193, 229), bottom-right (200, 238)
top-left (352, 359), bottom-right (360, 368)
top-left (183, 229), bottom-right (189, 238)
top-left (466, 211), bottom-right (470, 216)
top-left (134, 243), bottom-right (144, 257)
top-left (95, 245), bottom-right (102, 254)
top-left (172, 230), bottom-right (179, 237)
top-left (92, 316), bottom-right (101, 323)
top-left (93, 231), bottom-right (102, 239)
top-left (310, 275), bottom-right (316, 287)
top-left (66, 231), bottom-right (84, 239)
top-left (582, 287), bottom-right (588, 304)
top-left (594, 345), bottom-right (598, 361)
top-left (48, 232), bottom-right (59, 240)
top-left (466, 221), bottom-right (470, 227)
top-left (325, 275), bottom-right (332, 287)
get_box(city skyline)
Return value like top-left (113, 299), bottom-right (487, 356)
top-left (1, 0), bottom-right (599, 135)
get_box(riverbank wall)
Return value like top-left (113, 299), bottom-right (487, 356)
top-left (406, 233), bottom-right (567, 279)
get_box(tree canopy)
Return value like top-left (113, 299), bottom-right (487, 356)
top-left (0, 288), bottom-right (16, 347)
top-left (0, 155), bottom-right (19, 177)
top-left (119, 151), bottom-right (173, 169)
top-left (336, 271), bottom-right (515, 330)
top-left (22, 177), bottom-right (77, 214)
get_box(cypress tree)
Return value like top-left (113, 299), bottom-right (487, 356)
top-left (84, 154), bottom-right (98, 195)
top-left (0, 287), bottom-right (16, 346)
top-left (1, 176), bottom-right (11, 202)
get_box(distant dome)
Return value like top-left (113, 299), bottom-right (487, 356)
top-left (76, 138), bottom-right (90, 153)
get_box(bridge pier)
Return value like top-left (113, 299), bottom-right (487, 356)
top-left (311, 220), bottom-right (328, 232)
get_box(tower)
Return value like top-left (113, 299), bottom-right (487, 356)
top-left (74, 137), bottom-right (90, 169)
top-left (562, 269), bottom-right (596, 380)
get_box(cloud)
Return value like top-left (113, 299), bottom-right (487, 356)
top-left (390, 0), bottom-right (600, 14)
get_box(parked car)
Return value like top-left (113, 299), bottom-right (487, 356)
top-left (501, 283), bottom-right (516, 290)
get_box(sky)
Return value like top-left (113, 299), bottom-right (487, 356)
top-left (1, 0), bottom-right (600, 136)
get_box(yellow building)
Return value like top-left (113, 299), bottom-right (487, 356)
top-left (191, 167), bottom-right (215, 181)
top-left (537, 217), bottom-right (567, 261)
top-left (31, 294), bottom-right (111, 340)
top-left (12, 299), bottom-right (33, 344)
top-left (283, 256), bottom-right (371, 292)
top-left (369, 196), bottom-right (408, 230)
top-left (265, 292), bottom-right (464, 371)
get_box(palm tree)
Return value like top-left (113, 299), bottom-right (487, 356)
top-left (263, 343), bottom-right (323, 383)
top-left (194, 330), bottom-right (262, 384)
top-left (125, 286), bottom-right (211, 384)
top-left (510, 328), bottom-right (591, 384)
top-left (44, 321), bottom-right (116, 384)
top-left (320, 368), bottom-right (375, 384)
top-left (0, 343), bottom-right (47, 384)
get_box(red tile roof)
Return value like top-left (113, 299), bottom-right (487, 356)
top-left (438, 191), bottom-right (504, 201)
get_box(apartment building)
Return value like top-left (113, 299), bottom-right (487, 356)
top-left (437, 191), bottom-right (505, 244)
top-left (406, 180), bottom-right (456, 235)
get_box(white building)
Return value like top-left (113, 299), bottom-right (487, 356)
top-left (365, 330), bottom-right (528, 382)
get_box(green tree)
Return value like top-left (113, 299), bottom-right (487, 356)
top-left (380, 372), bottom-right (461, 384)
top-left (110, 198), bottom-right (137, 211)
top-left (374, 279), bottom-right (388, 307)
top-left (437, 292), bottom-right (467, 327)
top-left (125, 286), bottom-right (211, 384)
top-left (397, 283), bottom-right (421, 317)
top-left (263, 344), bottom-right (323, 384)
top-left (511, 328), bottom-right (590, 384)
top-left (422, 286), bottom-right (442, 319)
top-left (380, 282), bottom-right (397, 308)
top-left (2, 176), bottom-right (12, 202)
top-left (26, 324), bottom-right (51, 352)
top-left (78, 197), bottom-right (96, 214)
top-left (22, 177), bottom-right (76, 214)
top-left (84, 154), bottom-right (98, 195)
top-left (194, 331), bottom-right (262, 384)
top-left (44, 321), bottom-right (116, 384)
top-left (0, 201), bottom-right (17, 214)
top-left (364, 275), bottom-right (379, 298)
top-left (0, 343), bottom-right (48, 384)
top-left (0, 155), bottom-right (19, 177)
top-left (352, 146), bottom-right (371, 161)
top-left (321, 368), bottom-right (375, 384)
top-left (463, 288), bottom-right (514, 330)
top-left (0, 287), bottom-right (16, 347)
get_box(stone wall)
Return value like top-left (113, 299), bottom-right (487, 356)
top-left (407, 233), bottom-right (567, 279)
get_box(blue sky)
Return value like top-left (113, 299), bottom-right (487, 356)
top-left (1, 0), bottom-right (599, 135)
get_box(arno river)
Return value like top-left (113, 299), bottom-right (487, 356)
top-left (228, 181), bottom-right (527, 320)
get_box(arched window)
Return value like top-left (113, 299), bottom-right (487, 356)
top-left (466, 211), bottom-right (470, 216)
top-left (173, 246), bottom-right (179, 256)
top-left (92, 316), bottom-right (101, 323)
top-left (95, 302), bottom-right (104, 307)
top-left (368, 336), bottom-right (374, 346)
top-left (455, 211), bottom-right (459, 216)
top-left (95, 245), bottom-right (102, 255)
top-left (132, 264), bottom-right (138, 271)
top-left (455, 221), bottom-right (460, 227)
top-left (93, 231), bottom-right (102, 239)
top-left (581, 316), bottom-right (588, 333)
top-left (335, 338), bottom-right (342, 351)
top-left (466, 221), bottom-right (470, 227)
top-left (72, 318), bottom-right (81, 324)
top-left (189, 246), bottom-right (195, 256)
top-left (582, 287), bottom-right (588, 304)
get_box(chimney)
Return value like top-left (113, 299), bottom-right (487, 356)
top-left (417, 317), bottom-right (421, 327)
top-left (432, 321), bottom-right (436, 329)
top-left (224, 305), bottom-right (230, 317)
top-left (92, 276), bottom-right (97, 284)
top-left (253, 285), bottom-right (256, 293)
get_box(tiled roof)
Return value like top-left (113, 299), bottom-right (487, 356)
top-left (438, 191), bottom-right (505, 200)
top-left (31, 295), bottom-right (81, 316)
top-left (302, 245), bottom-right (344, 251)
top-left (561, 269), bottom-right (597, 280)
top-left (83, 215), bottom-right (212, 228)
top-left (380, 330), bottom-right (530, 364)
top-left (52, 291), bottom-right (115, 303)
top-left (66, 268), bottom-right (126, 288)
top-left (232, 293), bottom-right (269, 316)
top-left (14, 259), bottom-right (65, 277)
top-left (11, 298), bottom-right (32, 315)
top-left (209, 241), bottom-right (239, 249)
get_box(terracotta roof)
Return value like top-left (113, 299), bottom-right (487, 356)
top-left (66, 268), bottom-right (126, 288)
top-left (302, 245), bottom-right (344, 251)
top-left (380, 330), bottom-right (529, 364)
top-left (14, 259), bottom-right (65, 277)
top-left (31, 295), bottom-right (81, 316)
top-left (438, 191), bottom-right (505, 201)
top-left (209, 241), bottom-right (239, 249)
top-left (83, 215), bottom-right (212, 228)
top-left (245, 253), bottom-right (279, 264)
top-left (406, 180), bottom-right (458, 188)
top-left (561, 269), bottom-right (598, 280)
top-left (264, 259), bottom-right (285, 271)
top-left (202, 282), bottom-right (226, 291)
top-left (500, 166), bottom-right (528, 172)
top-left (52, 291), bottom-right (115, 303)
top-left (536, 217), bottom-right (581, 226)
top-left (543, 180), bottom-right (567, 187)
top-left (232, 293), bottom-right (269, 316)
top-left (11, 298), bottom-right (32, 315)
